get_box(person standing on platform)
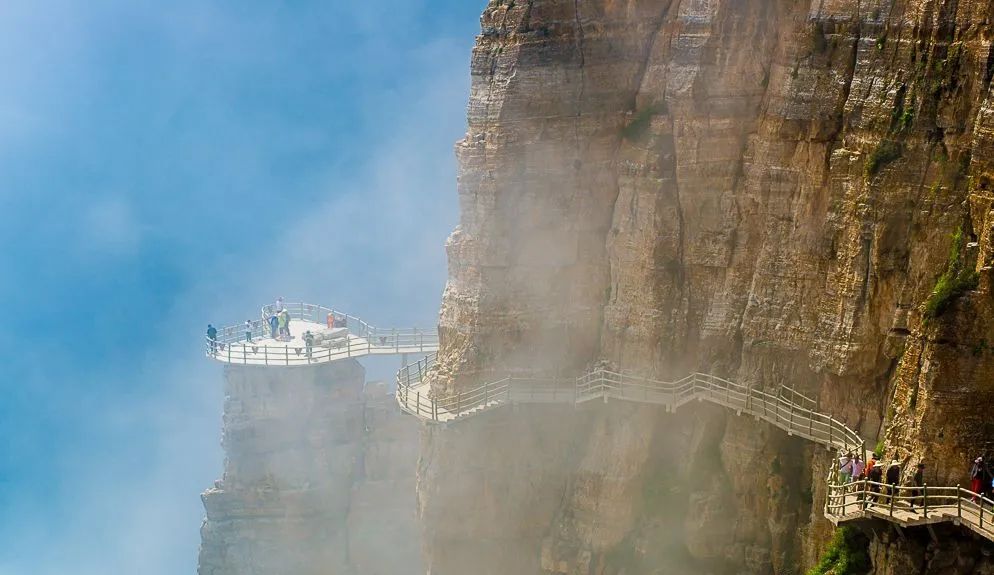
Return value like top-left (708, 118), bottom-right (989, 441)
top-left (971, 456), bottom-right (986, 501)
top-left (269, 313), bottom-right (279, 339)
top-left (207, 324), bottom-right (218, 355)
top-left (838, 452), bottom-right (853, 484)
top-left (278, 308), bottom-right (290, 340)
top-left (867, 461), bottom-right (884, 503)
top-left (244, 320), bottom-right (253, 343)
top-left (884, 459), bottom-right (901, 504)
top-left (850, 455), bottom-right (865, 493)
top-left (304, 330), bottom-right (314, 359)
top-left (910, 463), bottom-right (925, 512)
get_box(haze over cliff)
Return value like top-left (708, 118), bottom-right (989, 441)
top-left (419, 0), bottom-right (994, 573)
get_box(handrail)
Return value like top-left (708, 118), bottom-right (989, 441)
top-left (395, 355), bottom-right (994, 543)
top-left (205, 303), bottom-right (439, 366)
top-left (823, 479), bottom-right (994, 540)
top-left (394, 355), bottom-right (862, 452)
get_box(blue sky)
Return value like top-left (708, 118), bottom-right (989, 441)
top-left (0, 2), bottom-right (482, 573)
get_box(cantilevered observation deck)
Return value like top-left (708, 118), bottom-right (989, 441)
top-left (205, 302), bottom-right (438, 366)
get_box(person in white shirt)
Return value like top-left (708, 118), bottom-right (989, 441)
top-left (838, 452), bottom-right (853, 484)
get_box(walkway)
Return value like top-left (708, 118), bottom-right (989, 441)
top-left (395, 353), bottom-right (994, 543)
top-left (206, 303), bottom-right (438, 366)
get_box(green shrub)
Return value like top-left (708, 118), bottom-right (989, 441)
top-left (899, 108), bottom-right (914, 131)
top-left (924, 226), bottom-right (979, 321)
top-left (807, 527), bottom-right (870, 575)
top-left (876, 32), bottom-right (887, 51)
top-left (864, 140), bottom-right (902, 179)
top-left (621, 101), bottom-right (668, 142)
top-left (873, 440), bottom-right (886, 456)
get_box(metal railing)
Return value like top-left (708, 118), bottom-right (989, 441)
top-left (396, 355), bottom-right (994, 542)
top-left (394, 356), bottom-right (862, 455)
top-left (825, 479), bottom-right (994, 540)
top-left (205, 303), bottom-right (439, 366)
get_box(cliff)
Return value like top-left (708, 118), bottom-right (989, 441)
top-left (197, 362), bottom-right (422, 575)
top-left (424, 0), bottom-right (994, 573)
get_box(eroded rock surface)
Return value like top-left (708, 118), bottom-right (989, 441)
top-left (425, 0), bottom-right (994, 573)
top-left (197, 362), bottom-right (422, 575)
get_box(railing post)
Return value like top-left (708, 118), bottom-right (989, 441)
top-left (484, 382), bottom-right (489, 406)
top-left (264, 345), bottom-right (268, 365)
top-left (923, 484), bottom-right (928, 516)
top-left (416, 392), bottom-right (421, 415)
top-left (394, 327), bottom-right (398, 351)
top-left (433, 399), bottom-right (438, 422)
top-left (889, 487), bottom-right (895, 517)
top-left (347, 337), bottom-right (351, 357)
top-left (226, 344), bottom-right (231, 363)
top-left (285, 346), bottom-right (289, 366)
top-left (862, 478), bottom-right (869, 511)
top-left (958, 485), bottom-right (962, 519)
top-left (841, 484), bottom-right (847, 516)
top-left (981, 498), bottom-right (985, 530)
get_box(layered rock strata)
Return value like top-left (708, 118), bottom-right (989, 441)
top-left (425, 0), bottom-right (994, 573)
top-left (198, 362), bottom-right (421, 575)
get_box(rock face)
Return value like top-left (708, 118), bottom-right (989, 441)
top-left (198, 362), bottom-right (422, 575)
top-left (424, 0), bottom-right (994, 573)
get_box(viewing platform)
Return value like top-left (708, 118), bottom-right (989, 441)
top-left (205, 302), bottom-right (439, 366)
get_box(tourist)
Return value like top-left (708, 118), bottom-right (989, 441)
top-left (278, 308), bottom-right (290, 340)
top-left (838, 452), bottom-right (853, 484)
top-left (867, 461), bottom-right (884, 503)
top-left (851, 454), bottom-right (865, 482)
top-left (304, 330), bottom-right (314, 359)
top-left (910, 463), bottom-right (925, 511)
top-left (275, 297), bottom-right (284, 315)
top-left (207, 324), bottom-right (218, 355)
top-left (245, 320), bottom-right (253, 343)
top-left (971, 456), bottom-right (986, 501)
top-left (884, 459), bottom-right (901, 504)
top-left (276, 310), bottom-right (290, 341)
top-left (269, 313), bottom-right (279, 339)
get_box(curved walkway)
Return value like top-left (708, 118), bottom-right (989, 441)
top-left (206, 303), bottom-right (438, 366)
top-left (395, 353), bottom-right (994, 543)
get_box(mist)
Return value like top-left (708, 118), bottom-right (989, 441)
top-left (0, 2), bottom-right (481, 574)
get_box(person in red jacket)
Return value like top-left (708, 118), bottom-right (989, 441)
top-left (971, 456), bottom-right (986, 501)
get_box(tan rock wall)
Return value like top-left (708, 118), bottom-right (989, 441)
top-left (425, 0), bottom-right (994, 573)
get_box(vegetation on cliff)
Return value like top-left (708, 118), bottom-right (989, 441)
top-left (923, 226), bottom-right (978, 321)
top-left (806, 527), bottom-right (870, 575)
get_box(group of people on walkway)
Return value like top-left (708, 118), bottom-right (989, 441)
top-left (836, 452), bottom-right (994, 512)
top-left (837, 452), bottom-right (927, 510)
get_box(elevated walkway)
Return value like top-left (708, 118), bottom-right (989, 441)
top-left (205, 303), bottom-right (438, 366)
top-left (396, 353), bottom-right (994, 543)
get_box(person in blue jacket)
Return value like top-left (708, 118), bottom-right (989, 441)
top-left (268, 314), bottom-right (279, 339)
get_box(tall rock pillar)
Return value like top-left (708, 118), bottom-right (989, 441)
top-left (197, 360), bottom-right (423, 575)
